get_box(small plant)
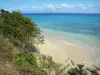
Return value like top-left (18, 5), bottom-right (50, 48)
top-left (13, 50), bottom-right (37, 70)
top-left (39, 55), bottom-right (67, 75)
top-left (13, 50), bottom-right (47, 75)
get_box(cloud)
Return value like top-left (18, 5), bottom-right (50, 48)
top-left (55, 4), bottom-right (70, 10)
top-left (73, 4), bottom-right (100, 12)
top-left (7, 4), bottom-right (100, 13)
top-left (32, 6), bottom-right (36, 9)
top-left (7, 5), bottom-right (37, 12)
top-left (41, 4), bottom-right (70, 10)
top-left (61, 4), bottom-right (69, 7)
top-left (72, 4), bottom-right (93, 10)
top-left (39, 4), bottom-right (100, 12)
top-left (41, 4), bottom-right (55, 10)
top-left (18, 6), bottom-right (37, 12)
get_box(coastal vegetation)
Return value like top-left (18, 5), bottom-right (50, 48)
top-left (0, 9), bottom-right (100, 75)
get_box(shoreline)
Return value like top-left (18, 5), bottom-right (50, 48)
top-left (52, 39), bottom-right (76, 47)
top-left (37, 37), bottom-right (97, 65)
top-left (41, 28), bottom-right (100, 50)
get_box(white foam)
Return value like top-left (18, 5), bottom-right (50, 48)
top-left (61, 41), bottom-right (76, 46)
top-left (52, 39), bottom-right (76, 47)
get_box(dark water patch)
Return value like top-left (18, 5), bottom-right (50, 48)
top-left (91, 27), bottom-right (100, 32)
top-left (47, 22), bottom-right (100, 36)
top-left (97, 38), bottom-right (100, 41)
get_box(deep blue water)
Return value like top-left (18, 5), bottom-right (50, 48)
top-left (23, 13), bottom-right (100, 51)
top-left (23, 13), bottom-right (100, 36)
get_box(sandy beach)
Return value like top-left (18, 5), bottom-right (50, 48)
top-left (37, 37), bottom-right (96, 65)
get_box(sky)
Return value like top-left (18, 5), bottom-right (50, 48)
top-left (0, 0), bottom-right (100, 13)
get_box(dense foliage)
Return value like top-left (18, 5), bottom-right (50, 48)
top-left (0, 9), bottom-right (44, 48)
top-left (13, 50), bottom-right (37, 69)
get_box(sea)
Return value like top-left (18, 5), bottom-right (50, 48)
top-left (23, 13), bottom-right (100, 64)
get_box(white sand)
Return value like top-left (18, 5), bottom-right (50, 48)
top-left (37, 38), bottom-right (96, 65)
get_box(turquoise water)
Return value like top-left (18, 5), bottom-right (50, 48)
top-left (23, 13), bottom-right (100, 54)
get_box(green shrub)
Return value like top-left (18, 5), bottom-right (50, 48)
top-left (13, 50), bottom-right (47, 75)
top-left (13, 50), bottom-right (37, 70)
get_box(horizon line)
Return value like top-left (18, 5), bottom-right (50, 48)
top-left (22, 12), bottom-right (100, 14)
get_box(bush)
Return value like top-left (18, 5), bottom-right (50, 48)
top-left (13, 50), bottom-right (47, 75)
top-left (39, 55), bottom-right (67, 75)
top-left (0, 9), bottom-right (44, 49)
top-left (13, 50), bottom-right (37, 69)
